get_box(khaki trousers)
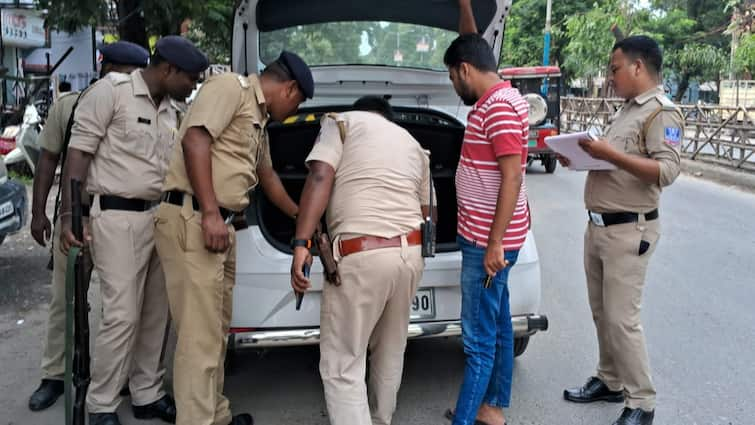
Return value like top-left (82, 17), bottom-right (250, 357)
top-left (86, 200), bottom-right (169, 413)
top-left (320, 240), bottom-right (423, 425)
top-left (154, 202), bottom-right (236, 425)
top-left (584, 218), bottom-right (660, 411)
top-left (40, 216), bottom-right (93, 380)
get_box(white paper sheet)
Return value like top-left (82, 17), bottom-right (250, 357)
top-left (544, 132), bottom-right (617, 171)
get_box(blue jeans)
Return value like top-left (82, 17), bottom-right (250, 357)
top-left (453, 236), bottom-right (520, 425)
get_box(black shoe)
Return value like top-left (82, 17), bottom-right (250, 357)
top-left (132, 394), bottom-right (176, 423)
top-left (28, 379), bottom-right (64, 411)
top-left (612, 407), bottom-right (654, 425)
top-left (89, 413), bottom-right (121, 425)
top-left (564, 377), bottom-right (624, 403)
top-left (231, 413), bottom-right (254, 425)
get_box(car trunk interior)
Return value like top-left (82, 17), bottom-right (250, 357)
top-left (249, 105), bottom-right (464, 254)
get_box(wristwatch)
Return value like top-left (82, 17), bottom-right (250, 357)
top-left (291, 238), bottom-right (312, 249)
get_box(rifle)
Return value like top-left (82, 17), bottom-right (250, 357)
top-left (64, 179), bottom-right (91, 425)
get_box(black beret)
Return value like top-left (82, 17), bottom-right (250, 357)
top-left (154, 35), bottom-right (209, 74)
top-left (100, 41), bottom-right (149, 67)
top-left (278, 51), bottom-right (314, 99)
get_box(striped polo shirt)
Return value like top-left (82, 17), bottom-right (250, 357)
top-left (456, 80), bottom-right (530, 250)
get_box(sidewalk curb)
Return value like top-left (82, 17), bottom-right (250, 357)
top-left (681, 159), bottom-right (755, 193)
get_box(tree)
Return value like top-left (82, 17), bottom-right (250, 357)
top-left (733, 33), bottom-right (755, 78)
top-left (562, 4), bottom-right (624, 94)
top-left (500, 0), bottom-right (601, 70)
top-left (667, 43), bottom-right (727, 100)
top-left (39, 0), bottom-right (206, 48)
top-left (185, 0), bottom-right (234, 64)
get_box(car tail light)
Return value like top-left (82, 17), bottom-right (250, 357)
top-left (0, 137), bottom-right (16, 156)
top-left (229, 327), bottom-right (257, 334)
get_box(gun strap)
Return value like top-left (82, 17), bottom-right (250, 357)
top-left (324, 113), bottom-right (347, 142)
top-left (51, 93), bottom-right (84, 229)
top-left (637, 106), bottom-right (664, 156)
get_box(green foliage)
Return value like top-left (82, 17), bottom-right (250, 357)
top-left (37, 0), bottom-right (107, 33)
top-left (185, 1), bottom-right (234, 64)
top-left (562, 4), bottom-right (622, 79)
top-left (260, 22), bottom-right (457, 70)
top-left (733, 33), bottom-right (755, 77)
top-left (500, 0), bottom-right (598, 68)
top-left (668, 43), bottom-right (728, 81)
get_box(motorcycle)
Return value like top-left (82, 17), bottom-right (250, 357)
top-left (2, 102), bottom-right (43, 177)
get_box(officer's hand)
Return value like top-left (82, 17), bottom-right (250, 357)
top-left (59, 216), bottom-right (90, 255)
top-left (31, 213), bottom-right (52, 247)
top-left (578, 138), bottom-right (616, 162)
top-left (201, 211), bottom-right (230, 253)
top-left (556, 154), bottom-right (571, 168)
top-left (483, 243), bottom-right (510, 277)
top-left (291, 246), bottom-right (313, 293)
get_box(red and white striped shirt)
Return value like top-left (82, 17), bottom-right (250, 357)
top-left (456, 81), bottom-right (530, 250)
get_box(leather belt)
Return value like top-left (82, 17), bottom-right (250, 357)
top-left (339, 229), bottom-right (422, 257)
top-left (588, 209), bottom-right (658, 227)
top-left (162, 190), bottom-right (239, 221)
top-left (99, 195), bottom-right (159, 212)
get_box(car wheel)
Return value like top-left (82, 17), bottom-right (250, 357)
top-left (544, 156), bottom-right (557, 174)
top-left (514, 336), bottom-right (530, 357)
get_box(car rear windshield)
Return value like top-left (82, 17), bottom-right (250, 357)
top-left (260, 21), bottom-right (457, 71)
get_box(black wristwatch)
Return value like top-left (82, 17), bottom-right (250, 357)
top-left (291, 238), bottom-right (312, 249)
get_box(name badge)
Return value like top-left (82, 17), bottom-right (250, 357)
top-left (137, 117), bottom-right (152, 125)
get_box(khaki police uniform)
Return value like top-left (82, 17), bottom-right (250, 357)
top-left (307, 111), bottom-right (434, 425)
top-left (68, 69), bottom-right (180, 413)
top-left (584, 86), bottom-right (682, 411)
top-left (37, 91), bottom-right (94, 381)
top-left (154, 73), bottom-right (270, 425)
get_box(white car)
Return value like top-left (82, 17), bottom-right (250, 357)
top-left (226, 0), bottom-right (547, 363)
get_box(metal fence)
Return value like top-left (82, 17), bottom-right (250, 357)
top-left (561, 97), bottom-right (755, 172)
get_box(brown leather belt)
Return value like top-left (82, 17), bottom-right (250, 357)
top-left (338, 229), bottom-right (422, 257)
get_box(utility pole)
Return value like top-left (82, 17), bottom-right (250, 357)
top-left (543, 0), bottom-right (552, 66)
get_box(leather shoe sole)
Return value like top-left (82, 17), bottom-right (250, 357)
top-left (563, 389), bottom-right (624, 403)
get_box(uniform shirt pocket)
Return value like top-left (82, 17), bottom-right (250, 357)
top-left (618, 135), bottom-right (644, 156)
top-left (125, 115), bottom-right (156, 159)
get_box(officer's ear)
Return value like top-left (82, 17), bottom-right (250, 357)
top-left (285, 80), bottom-right (304, 102)
top-left (632, 58), bottom-right (644, 77)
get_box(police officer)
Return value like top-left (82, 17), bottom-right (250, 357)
top-left (59, 36), bottom-right (208, 425)
top-left (561, 36), bottom-right (683, 425)
top-left (154, 50), bottom-right (312, 425)
top-left (28, 41), bottom-right (149, 412)
top-left (290, 96), bottom-right (435, 425)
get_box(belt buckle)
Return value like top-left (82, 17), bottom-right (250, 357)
top-left (589, 211), bottom-right (606, 227)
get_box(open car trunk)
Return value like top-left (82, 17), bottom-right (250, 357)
top-left (250, 106), bottom-right (464, 253)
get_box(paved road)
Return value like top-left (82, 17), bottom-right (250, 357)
top-left (1, 169), bottom-right (754, 425)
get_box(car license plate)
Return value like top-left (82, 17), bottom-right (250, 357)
top-left (528, 139), bottom-right (538, 147)
top-left (410, 288), bottom-right (435, 319)
top-left (0, 201), bottom-right (13, 219)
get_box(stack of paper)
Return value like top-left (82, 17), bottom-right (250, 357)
top-left (544, 132), bottom-right (617, 171)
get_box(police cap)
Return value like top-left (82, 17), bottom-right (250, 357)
top-left (277, 51), bottom-right (314, 99)
top-left (154, 35), bottom-right (209, 74)
top-left (100, 41), bottom-right (149, 67)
